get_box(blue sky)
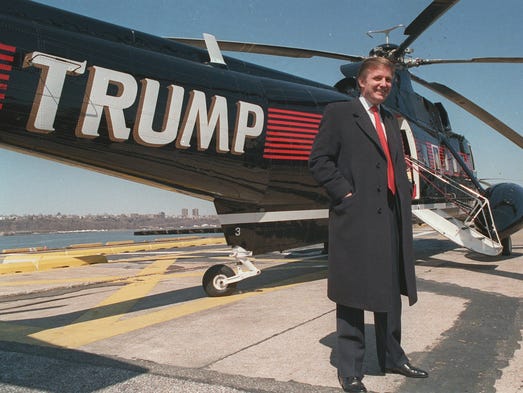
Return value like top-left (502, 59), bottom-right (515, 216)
top-left (1, 0), bottom-right (521, 215)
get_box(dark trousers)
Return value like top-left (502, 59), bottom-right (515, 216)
top-left (336, 192), bottom-right (408, 378)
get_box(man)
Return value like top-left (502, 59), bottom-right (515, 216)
top-left (309, 57), bottom-right (428, 393)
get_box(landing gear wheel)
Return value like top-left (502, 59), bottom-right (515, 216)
top-left (501, 236), bottom-right (512, 256)
top-left (202, 264), bottom-right (237, 297)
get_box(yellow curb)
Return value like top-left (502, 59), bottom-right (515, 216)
top-left (0, 254), bottom-right (108, 274)
top-left (0, 236), bottom-right (226, 275)
top-left (1, 246), bottom-right (48, 253)
top-left (66, 242), bottom-right (104, 249)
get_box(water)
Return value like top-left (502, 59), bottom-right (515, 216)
top-left (0, 230), bottom-right (209, 251)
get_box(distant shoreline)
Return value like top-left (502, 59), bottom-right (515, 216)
top-left (1, 228), bottom-right (112, 236)
top-left (0, 214), bottom-right (220, 236)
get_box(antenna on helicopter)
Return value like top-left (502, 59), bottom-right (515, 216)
top-left (366, 24), bottom-right (404, 45)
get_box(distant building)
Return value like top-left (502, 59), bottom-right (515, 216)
top-left (181, 208), bottom-right (188, 218)
top-left (192, 208), bottom-right (199, 218)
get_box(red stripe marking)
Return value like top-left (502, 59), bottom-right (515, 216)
top-left (265, 136), bottom-right (314, 144)
top-left (0, 54), bottom-right (14, 62)
top-left (264, 143), bottom-right (312, 150)
top-left (0, 93), bottom-right (5, 100)
top-left (264, 107), bottom-right (322, 161)
top-left (268, 113), bottom-right (322, 124)
top-left (267, 119), bottom-right (319, 129)
top-left (0, 74), bottom-right (10, 81)
top-left (265, 137), bottom-right (314, 144)
top-left (266, 131), bottom-right (317, 139)
top-left (267, 125), bottom-right (318, 134)
top-left (263, 148), bottom-right (310, 155)
top-left (268, 107), bottom-right (323, 119)
top-left (263, 154), bottom-right (309, 161)
top-left (0, 83), bottom-right (7, 90)
top-left (0, 43), bottom-right (16, 53)
top-left (0, 64), bottom-right (12, 72)
top-left (264, 143), bottom-right (312, 153)
top-left (267, 119), bottom-right (319, 130)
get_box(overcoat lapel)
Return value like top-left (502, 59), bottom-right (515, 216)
top-left (353, 101), bottom-right (385, 157)
top-left (356, 100), bottom-right (403, 163)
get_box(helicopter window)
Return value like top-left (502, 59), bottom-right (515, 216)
top-left (418, 143), bottom-right (429, 167)
top-left (431, 145), bottom-right (441, 170)
top-left (467, 144), bottom-right (476, 171)
top-left (448, 153), bottom-right (457, 174)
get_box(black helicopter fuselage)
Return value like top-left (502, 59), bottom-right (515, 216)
top-left (0, 1), bottom-right (521, 254)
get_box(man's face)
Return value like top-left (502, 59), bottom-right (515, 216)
top-left (358, 65), bottom-right (393, 105)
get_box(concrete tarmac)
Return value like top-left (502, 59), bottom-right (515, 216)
top-left (0, 228), bottom-right (521, 393)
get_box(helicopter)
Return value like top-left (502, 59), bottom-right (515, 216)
top-left (0, 0), bottom-right (522, 296)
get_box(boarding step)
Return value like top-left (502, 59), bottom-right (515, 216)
top-left (412, 208), bottom-right (502, 256)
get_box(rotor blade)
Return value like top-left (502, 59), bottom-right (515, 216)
top-left (410, 73), bottom-right (523, 148)
top-left (168, 37), bottom-right (365, 62)
top-left (397, 0), bottom-right (460, 55)
top-left (411, 57), bottom-right (523, 66)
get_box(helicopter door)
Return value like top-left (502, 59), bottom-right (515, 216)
top-left (397, 117), bottom-right (420, 199)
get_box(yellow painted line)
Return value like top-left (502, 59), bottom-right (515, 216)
top-left (29, 258), bottom-right (174, 346)
top-left (1, 244), bottom-right (326, 349)
top-left (28, 270), bottom-right (325, 348)
top-left (29, 281), bottom-right (299, 348)
top-left (73, 259), bottom-right (174, 324)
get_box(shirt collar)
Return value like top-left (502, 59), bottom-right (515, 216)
top-left (359, 96), bottom-right (379, 113)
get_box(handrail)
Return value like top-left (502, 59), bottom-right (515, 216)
top-left (406, 156), bottom-right (501, 246)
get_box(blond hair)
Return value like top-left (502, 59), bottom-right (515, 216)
top-left (357, 57), bottom-right (395, 81)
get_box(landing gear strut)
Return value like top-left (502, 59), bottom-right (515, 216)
top-left (201, 246), bottom-right (261, 297)
top-left (501, 236), bottom-right (512, 256)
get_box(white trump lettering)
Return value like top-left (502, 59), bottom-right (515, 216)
top-left (133, 79), bottom-right (184, 147)
top-left (23, 52), bottom-right (86, 133)
top-left (24, 51), bottom-right (265, 155)
top-left (76, 66), bottom-right (137, 141)
top-left (232, 101), bottom-right (264, 154)
top-left (177, 91), bottom-right (229, 152)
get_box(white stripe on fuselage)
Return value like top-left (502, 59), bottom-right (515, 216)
top-left (217, 202), bottom-right (457, 226)
top-left (218, 209), bottom-right (329, 225)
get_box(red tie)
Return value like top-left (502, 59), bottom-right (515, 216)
top-left (370, 106), bottom-right (395, 194)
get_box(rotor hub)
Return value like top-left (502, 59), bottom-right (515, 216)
top-left (369, 43), bottom-right (400, 61)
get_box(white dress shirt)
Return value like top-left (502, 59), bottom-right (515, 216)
top-left (359, 96), bottom-right (388, 140)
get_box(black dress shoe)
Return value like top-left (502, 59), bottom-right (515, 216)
top-left (338, 375), bottom-right (367, 392)
top-left (386, 362), bottom-right (428, 378)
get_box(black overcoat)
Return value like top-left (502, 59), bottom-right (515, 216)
top-left (309, 99), bottom-right (418, 312)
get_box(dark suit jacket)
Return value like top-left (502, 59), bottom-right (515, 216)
top-left (309, 99), bottom-right (417, 312)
